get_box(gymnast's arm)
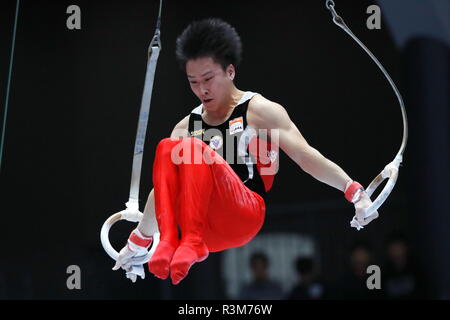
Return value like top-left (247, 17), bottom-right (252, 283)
top-left (248, 95), bottom-right (352, 192)
top-left (136, 115), bottom-right (190, 236)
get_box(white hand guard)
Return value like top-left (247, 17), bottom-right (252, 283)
top-left (345, 180), bottom-right (379, 230)
top-left (350, 190), bottom-right (379, 230)
top-left (112, 228), bottom-right (153, 282)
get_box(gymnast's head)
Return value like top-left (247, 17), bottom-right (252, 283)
top-left (176, 18), bottom-right (242, 111)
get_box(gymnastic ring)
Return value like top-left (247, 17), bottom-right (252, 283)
top-left (100, 210), bottom-right (160, 265)
top-left (362, 155), bottom-right (401, 218)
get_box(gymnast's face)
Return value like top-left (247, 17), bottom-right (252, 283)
top-left (186, 56), bottom-right (235, 112)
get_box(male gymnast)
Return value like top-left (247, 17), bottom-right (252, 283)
top-left (113, 18), bottom-right (378, 285)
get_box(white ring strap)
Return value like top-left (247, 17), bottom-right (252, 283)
top-left (100, 0), bottom-right (163, 263)
top-left (325, 1), bottom-right (408, 218)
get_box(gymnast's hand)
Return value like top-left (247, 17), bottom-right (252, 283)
top-left (112, 228), bottom-right (153, 282)
top-left (351, 190), bottom-right (379, 230)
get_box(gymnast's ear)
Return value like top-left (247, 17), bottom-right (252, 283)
top-left (226, 64), bottom-right (235, 81)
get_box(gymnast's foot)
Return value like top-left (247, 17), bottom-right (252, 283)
top-left (148, 240), bottom-right (177, 280)
top-left (170, 243), bottom-right (209, 285)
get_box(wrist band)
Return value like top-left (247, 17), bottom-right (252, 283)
top-left (345, 181), bottom-right (364, 203)
top-left (129, 230), bottom-right (153, 248)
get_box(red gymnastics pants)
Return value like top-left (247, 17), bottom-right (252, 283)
top-left (149, 137), bottom-right (266, 285)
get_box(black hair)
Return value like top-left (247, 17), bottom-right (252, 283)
top-left (350, 240), bottom-right (373, 254)
top-left (295, 257), bottom-right (314, 275)
top-left (385, 231), bottom-right (409, 248)
top-left (250, 252), bottom-right (269, 268)
top-left (175, 18), bottom-right (242, 71)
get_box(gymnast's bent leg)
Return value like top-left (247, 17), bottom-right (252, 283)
top-left (150, 137), bottom-right (266, 284)
top-left (149, 138), bottom-right (182, 279)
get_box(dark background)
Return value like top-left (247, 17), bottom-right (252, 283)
top-left (0, 0), bottom-right (449, 299)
